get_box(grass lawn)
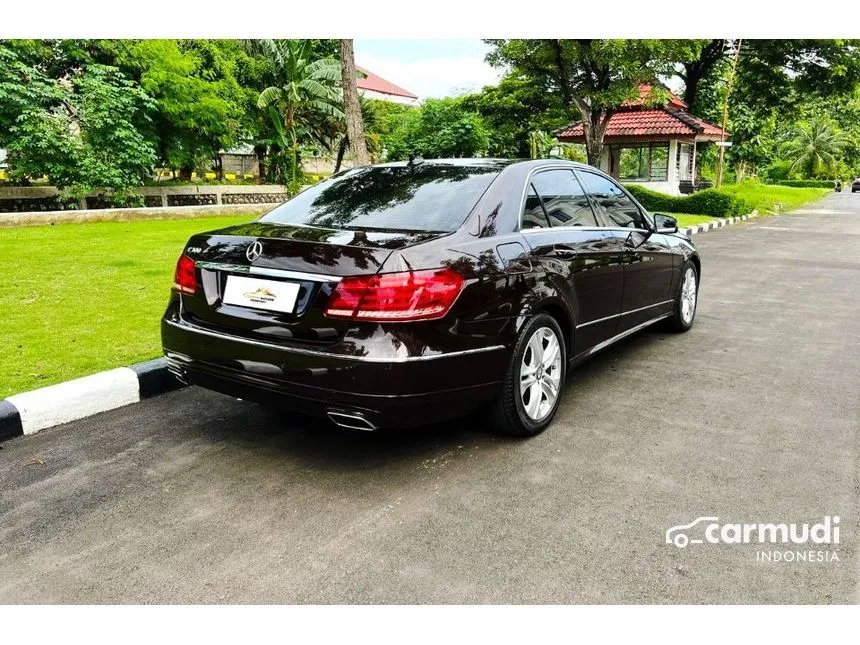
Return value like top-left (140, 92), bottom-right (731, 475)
top-left (717, 183), bottom-right (830, 213)
top-left (673, 213), bottom-right (719, 228)
top-left (0, 215), bottom-right (255, 398)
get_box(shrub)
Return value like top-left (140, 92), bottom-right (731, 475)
top-left (763, 161), bottom-right (792, 183)
top-left (774, 179), bottom-right (837, 188)
top-left (686, 189), bottom-right (751, 218)
top-left (624, 184), bottom-right (751, 218)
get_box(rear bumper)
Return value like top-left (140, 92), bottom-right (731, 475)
top-left (161, 316), bottom-right (510, 428)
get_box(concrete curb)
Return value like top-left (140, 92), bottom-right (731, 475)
top-left (681, 211), bottom-right (758, 237)
top-left (0, 358), bottom-right (184, 442)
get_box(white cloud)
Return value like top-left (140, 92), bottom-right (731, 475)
top-left (357, 54), bottom-right (503, 100)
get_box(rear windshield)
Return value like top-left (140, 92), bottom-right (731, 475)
top-left (260, 164), bottom-right (500, 232)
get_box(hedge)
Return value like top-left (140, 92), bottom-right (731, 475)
top-left (774, 180), bottom-right (837, 188)
top-left (624, 184), bottom-right (751, 218)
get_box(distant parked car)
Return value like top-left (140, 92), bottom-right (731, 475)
top-left (852, 177), bottom-right (860, 193)
top-left (162, 159), bottom-right (701, 436)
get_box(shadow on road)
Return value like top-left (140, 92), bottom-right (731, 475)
top-left (175, 326), bottom-right (669, 471)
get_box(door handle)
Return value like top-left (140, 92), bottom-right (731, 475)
top-left (549, 245), bottom-right (577, 259)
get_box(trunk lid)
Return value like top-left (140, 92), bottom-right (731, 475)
top-left (179, 222), bottom-right (445, 344)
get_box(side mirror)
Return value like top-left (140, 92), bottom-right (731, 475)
top-left (654, 213), bottom-right (678, 234)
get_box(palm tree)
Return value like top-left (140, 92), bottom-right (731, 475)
top-left (782, 119), bottom-right (850, 178)
top-left (248, 40), bottom-right (343, 193)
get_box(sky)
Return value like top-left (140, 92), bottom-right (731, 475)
top-left (353, 39), bottom-right (503, 100)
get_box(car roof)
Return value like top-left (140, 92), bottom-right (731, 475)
top-left (367, 158), bottom-right (596, 173)
top-left (370, 158), bottom-right (518, 170)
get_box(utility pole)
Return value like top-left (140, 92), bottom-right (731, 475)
top-left (716, 39), bottom-right (742, 188)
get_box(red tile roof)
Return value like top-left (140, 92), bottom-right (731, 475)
top-left (623, 84), bottom-right (688, 109)
top-left (557, 83), bottom-right (726, 142)
top-left (356, 66), bottom-right (418, 100)
top-left (557, 108), bottom-right (727, 142)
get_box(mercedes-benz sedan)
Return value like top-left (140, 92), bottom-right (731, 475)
top-left (162, 159), bottom-right (701, 436)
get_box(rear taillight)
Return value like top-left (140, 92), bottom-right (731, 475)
top-left (324, 268), bottom-right (464, 322)
top-left (172, 254), bottom-right (197, 295)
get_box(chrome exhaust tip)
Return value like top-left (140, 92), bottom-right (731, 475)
top-left (165, 358), bottom-right (188, 385)
top-left (326, 411), bottom-right (378, 432)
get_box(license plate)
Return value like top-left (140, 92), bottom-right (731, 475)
top-left (222, 275), bottom-right (300, 313)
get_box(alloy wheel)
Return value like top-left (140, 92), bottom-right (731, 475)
top-left (681, 267), bottom-right (697, 324)
top-left (519, 326), bottom-right (563, 421)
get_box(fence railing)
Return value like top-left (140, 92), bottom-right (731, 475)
top-left (0, 184), bottom-right (290, 213)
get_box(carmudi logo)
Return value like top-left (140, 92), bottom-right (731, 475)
top-left (665, 516), bottom-right (841, 563)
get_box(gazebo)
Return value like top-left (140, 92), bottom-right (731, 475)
top-left (556, 85), bottom-right (728, 196)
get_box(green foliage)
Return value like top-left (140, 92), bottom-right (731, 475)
top-left (624, 184), bottom-right (750, 218)
top-left (529, 130), bottom-right (557, 159)
top-left (628, 183), bottom-right (828, 218)
top-left (0, 43), bottom-right (64, 147)
top-left (5, 38), bottom-right (860, 197)
top-left (775, 179), bottom-right (836, 188)
top-left (484, 39), bottom-right (705, 164)
top-left (114, 40), bottom-right (244, 176)
top-left (763, 161), bottom-right (792, 183)
top-left (382, 98), bottom-right (489, 160)
top-left (360, 99), bottom-right (406, 155)
top-left (248, 39), bottom-right (343, 193)
top-left (779, 118), bottom-right (850, 178)
top-left (681, 40), bottom-right (860, 179)
top-left (6, 64), bottom-right (156, 199)
top-left (717, 183), bottom-right (830, 213)
top-left (459, 73), bottom-right (568, 157)
top-left (526, 130), bottom-right (585, 161)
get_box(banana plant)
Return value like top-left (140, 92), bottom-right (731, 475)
top-left (249, 40), bottom-right (344, 194)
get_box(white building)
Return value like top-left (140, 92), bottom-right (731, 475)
top-left (356, 66), bottom-right (419, 106)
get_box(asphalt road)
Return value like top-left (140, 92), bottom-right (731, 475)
top-left (1, 194), bottom-right (858, 604)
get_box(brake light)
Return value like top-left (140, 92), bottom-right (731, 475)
top-left (324, 268), bottom-right (464, 322)
top-left (172, 254), bottom-right (197, 295)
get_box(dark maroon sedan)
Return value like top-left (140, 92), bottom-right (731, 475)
top-left (162, 159), bottom-right (700, 436)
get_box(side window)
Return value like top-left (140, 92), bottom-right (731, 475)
top-left (577, 171), bottom-right (650, 230)
top-left (521, 184), bottom-right (550, 229)
top-left (531, 169), bottom-right (598, 227)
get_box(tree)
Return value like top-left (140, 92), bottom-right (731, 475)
top-left (250, 39), bottom-right (343, 192)
top-left (333, 97), bottom-right (385, 173)
top-left (0, 42), bottom-right (64, 148)
top-left (781, 119), bottom-right (850, 178)
top-left (679, 39), bottom-right (860, 116)
top-left (382, 98), bottom-right (489, 160)
top-left (113, 40), bottom-right (243, 180)
top-left (723, 102), bottom-right (778, 181)
top-left (485, 39), bottom-right (703, 166)
top-left (339, 39), bottom-right (369, 166)
top-left (6, 64), bottom-right (156, 201)
top-left (459, 73), bottom-right (568, 157)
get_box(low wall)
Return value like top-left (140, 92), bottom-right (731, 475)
top-left (0, 184), bottom-right (289, 213)
top-left (0, 202), bottom-right (277, 227)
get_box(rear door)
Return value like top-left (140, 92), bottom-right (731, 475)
top-left (576, 170), bottom-right (675, 329)
top-left (521, 168), bottom-right (625, 356)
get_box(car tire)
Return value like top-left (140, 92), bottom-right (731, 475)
top-left (489, 312), bottom-right (566, 437)
top-left (665, 260), bottom-right (698, 333)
